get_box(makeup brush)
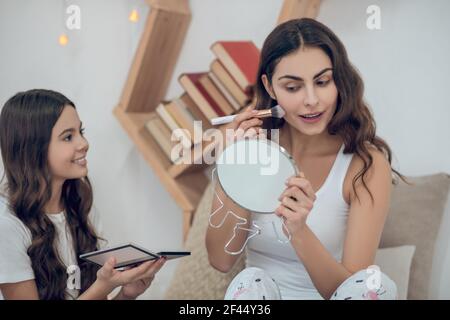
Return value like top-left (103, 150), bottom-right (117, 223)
top-left (210, 105), bottom-right (285, 126)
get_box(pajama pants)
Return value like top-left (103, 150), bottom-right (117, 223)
top-left (225, 267), bottom-right (398, 300)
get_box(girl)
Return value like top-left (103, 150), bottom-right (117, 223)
top-left (0, 89), bottom-right (165, 300)
top-left (206, 18), bottom-right (406, 300)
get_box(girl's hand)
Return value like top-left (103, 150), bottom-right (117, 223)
top-left (118, 258), bottom-right (166, 299)
top-left (275, 172), bottom-right (317, 237)
top-left (94, 257), bottom-right (166, 298)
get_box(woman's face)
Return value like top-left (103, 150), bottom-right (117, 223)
top-left (47, 105), bottom-right (89, 181)
top-left (262, 46), bottom-right (338, 136)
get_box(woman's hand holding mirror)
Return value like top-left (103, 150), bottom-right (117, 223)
top-left (275, 172), bottom-right (317, 237)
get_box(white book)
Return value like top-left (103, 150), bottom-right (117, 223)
top-left (156, 103), bottom-right (192, 149)
top-left (173, 98), bottom-right (203, 144)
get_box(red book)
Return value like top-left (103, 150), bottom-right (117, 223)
top-left (179, 72), bottom-right (225, 119)
top-left (211, 41), bottom-right (260, 93)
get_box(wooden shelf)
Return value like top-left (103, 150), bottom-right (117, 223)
top-left (278, 0), bottom-right (321, 24)
top-left (115, 0), bottom-right (199, 241)
top-left (114, 106), bottom-right (211, 182)
top-left (113, 106), bottom-right (210, 210)
top-left (114, 0), bottom-right (322, 241)
top-left (114, 106), bottom-right (209, 239)
top-left (119, 0), bottom-right (191, 114)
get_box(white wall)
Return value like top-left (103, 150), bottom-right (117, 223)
top-left (0, 0), bottom-right (449, 299)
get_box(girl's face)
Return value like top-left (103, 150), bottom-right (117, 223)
top-left (262, 46), bottom-right (338, 136)
top-left (47, 105), bottom-right (89, 181)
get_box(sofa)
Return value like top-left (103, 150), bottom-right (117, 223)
top-left (164, 173), bottom-right (450, 300)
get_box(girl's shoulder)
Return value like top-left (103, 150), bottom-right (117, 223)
top-left (88, 205), bottom-right (108, 249)
top-left (0, 196), bottom-right (32, 246)
top-left (0, 195), bottom-right (15, 223)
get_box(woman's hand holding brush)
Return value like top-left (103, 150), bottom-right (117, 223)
top-left (223, 104), bottom-right (266, 144)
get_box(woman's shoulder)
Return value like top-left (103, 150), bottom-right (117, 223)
top-left (348, 143), bottom-right (391, 176)
top-left (344, 143), bottom-right (392, 201)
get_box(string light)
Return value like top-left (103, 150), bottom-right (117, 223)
top-left (58, 0), bottom-right (81, 47)
top-left (57, 3), bottom-right (140, 46)
top-left (129, 9), bottom-right (139, 22)
top-left (59, 0), bottom-right (70, 46)
top-left (59, 34), bottom-right (69, 46)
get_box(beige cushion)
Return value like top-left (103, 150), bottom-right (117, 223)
top-left (374, 245), bottom-right (416, 300)
top-left (380, 173), bottom-right (450, 299)
top-left (164, 182), bottom-right (245, 299)
top-left (428, 186), bottom-right (450, 299)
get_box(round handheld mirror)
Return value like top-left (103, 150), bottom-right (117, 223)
top-left (216, 138), bottom-right (299, 213)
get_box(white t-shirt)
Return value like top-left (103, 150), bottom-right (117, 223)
top-left (0, 196), bottom-right (105, 300)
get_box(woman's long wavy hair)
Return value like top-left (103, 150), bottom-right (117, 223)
top-left (0, 89), bottom-right (100, 299)
top-left (255, 18), bottom-right (407, 202)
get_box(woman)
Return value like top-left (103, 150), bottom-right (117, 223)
top-left (206, 18), bottom-right (405, 300)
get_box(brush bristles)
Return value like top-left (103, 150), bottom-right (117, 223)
top-left (271, 105), bottom-right (285, 118)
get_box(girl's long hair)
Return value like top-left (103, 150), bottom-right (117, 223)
top-left (254, 18), bottom-right (407, 202)
top-left (0, 89), bottom-right (100, 299)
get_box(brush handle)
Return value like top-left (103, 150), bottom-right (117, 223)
top-left (210, 110), bottom-right (273, 126)
top-left (210, 114), bottom-right (237, 126)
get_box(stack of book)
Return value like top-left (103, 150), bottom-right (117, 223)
top-left (144, 41), bottom-right (260, 167)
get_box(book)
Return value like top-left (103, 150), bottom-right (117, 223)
top-left (210, 41), bottom-right (260, 93)
top-left (208, 71), bottom-right (240, 111)
top-left (199, 73), bottom-right (235, 115)
top-left (155, 102), bottom-right (192, 149)
top-left (144, 114), bottom-right (184, 164)
top-left (210, 59), bottom-right (252, 107)
top-left (165, 97), bottom-right (202, 145)
top-left (178, 72), bottom-right (225, 120)
top-left (178, 92), bottom-right (212, 131)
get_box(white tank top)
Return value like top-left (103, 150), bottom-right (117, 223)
top-left (245, 143), bottom-right (354, 299)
